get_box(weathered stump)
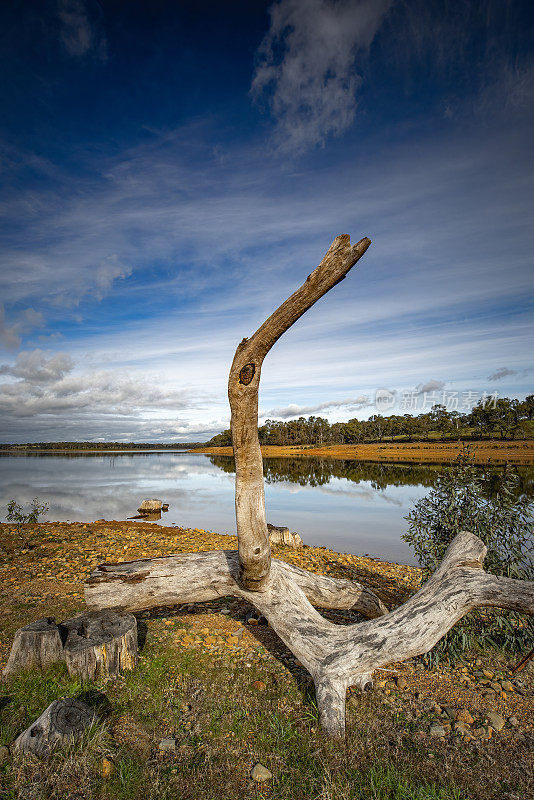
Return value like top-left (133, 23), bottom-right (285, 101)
top-left (62, 610), bottom-right (138, 680)
top-left (138, 499), bottom-right (164, 512)
top-left (2, 618), bottom-right (64, 676)
top-left (268, 523), bottom-right (303, 547)
top-left (3, 611), bottom-right (138, 681)
top-left (13, 698), bottom-right (96, 758)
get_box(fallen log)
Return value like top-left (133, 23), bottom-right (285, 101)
top-left (85, 550), bottom-right (388, 618)
top-left (3, 611), bottom-right (138, 681)
top-left (13, 698), bottom-right (96, 758)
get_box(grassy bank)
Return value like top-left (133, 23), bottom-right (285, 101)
top-left (0, 522), bottom-right (532, 799)
top-left (193, 439), bottom-right (534, 464)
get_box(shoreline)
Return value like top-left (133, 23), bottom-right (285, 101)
top-left (192, 439), bottom-right (534, 465)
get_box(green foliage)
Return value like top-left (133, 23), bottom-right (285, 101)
top-left (208, 395), bottom-right (534, 446)
top-left (6, 498), bottom-right (49, 526)
top-left (5, 497), bottom-right (49, 548)
top-left (403, 449), bottom-right (534, 661)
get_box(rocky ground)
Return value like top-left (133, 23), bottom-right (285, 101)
top-left (0, 521), bottom-right (532, 799)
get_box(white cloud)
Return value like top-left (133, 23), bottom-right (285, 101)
top-left (0, 305), bottom-right (20, 349)
top-left (57, 0), bottom-right (107, 60)
top-left (0, 349), bottom-right (208, 443)
top-left (261, 395), bottom-right (371, 419)
top-left (488, 367), bottom-right (517, 382)
top-left (0, 306), bottom-right (45, 350)
top-left (0, 349), bottom-right (74, 382)
top-left (251, 0), bottom-right (392, 152)
top-left (415, 379), bottom-right (445, 395)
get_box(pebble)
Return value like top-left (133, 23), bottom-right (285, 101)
top-left (396, 676), bottom-right (407, 690)
top-left (508, 716), bottom-right (520, 727)
top-left (430, 725), bottom-right (446, 738)
top-left (251, 763), bottom-right (273, 782)
top-left (486, 712), bottom-right (505, 732)
top-left (102, 758), bottom-right (115, 778)
top-left (158, 738), bottom-right (177, 751)
top-left (454, 722), bottom-right (470, 735)
top-left (456, 709), bottom-right (474, 725)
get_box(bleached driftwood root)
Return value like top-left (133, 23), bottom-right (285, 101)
top-left (84, 235), bottom-right (534, 736)
top-left (85, 535), bottom-right (534, 736)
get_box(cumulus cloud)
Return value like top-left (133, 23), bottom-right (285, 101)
top-left (0, 305), bottom-right (20, 349)
top-left (0, 306), bottom-right (45, 350)
top-left (261, 395), bottom-right (371, 419)
top-left (95, 255), bottom-right (132, 300)
top-left (488, 367), bottom-right (517, 382)
top-left (0, 349), bottom-right (74, 382)
top-left (57, 0), bottom-right (107, 60)
top-left (251, 0), bottom-right (392, 152)
top-left (0, 349), bottom-right (207, 442)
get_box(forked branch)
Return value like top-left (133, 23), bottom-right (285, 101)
top-left (229, 235), bottom-right (371, 590)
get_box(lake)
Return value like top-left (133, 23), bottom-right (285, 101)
top-left (1, 451), bottom-right (532, 565)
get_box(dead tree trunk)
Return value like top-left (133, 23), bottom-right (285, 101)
top-left (84, 235), bottom-right (534, 737)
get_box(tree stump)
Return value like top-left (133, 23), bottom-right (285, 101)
top-left (2, 617), bottom-right (64, 676)
top-left (138, 499), bottom-right (164, 512)
top-left (62, 610), bottom-right (138, 680)
top-left (13, 698), bottom-right (96, 758)
top-left (268, 523), bottom-right (303, 547)
top-left (3, 611), bottom-right (138, 681)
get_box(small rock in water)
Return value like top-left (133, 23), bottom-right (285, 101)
top-left (158, 737), bottom-right (177, 752)
top-left (251, 763), bottom-right (273, 782)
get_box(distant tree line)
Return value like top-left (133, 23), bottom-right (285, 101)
top-left (208, 395), bottom-right (534, 447)
top-left (0, 441), bottom-right (205, 451)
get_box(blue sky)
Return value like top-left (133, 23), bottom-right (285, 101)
top-left (0, 0), bottom-right (533, 442)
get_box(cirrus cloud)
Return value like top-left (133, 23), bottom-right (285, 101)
top-left (251, 0), bottom-right (392, 152)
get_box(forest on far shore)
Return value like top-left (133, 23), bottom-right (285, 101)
top-left (208, 396), bottom-right (534, 447)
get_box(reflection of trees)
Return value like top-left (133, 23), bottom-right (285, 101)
top-left (209, 455), bottom-right (534, 500)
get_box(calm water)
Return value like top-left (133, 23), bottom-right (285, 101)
top-left (1, 452), bottom-right (532, 565)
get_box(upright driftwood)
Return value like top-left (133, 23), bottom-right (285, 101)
top-left (85, 235), bottom-right (534, 737)
top-left (228, 234), bottom-right (370, 590)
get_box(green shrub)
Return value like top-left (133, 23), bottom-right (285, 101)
top-left (403, 449), bottom-right (533, 662)
top-left (5, 497), bottom-right (49, 548)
